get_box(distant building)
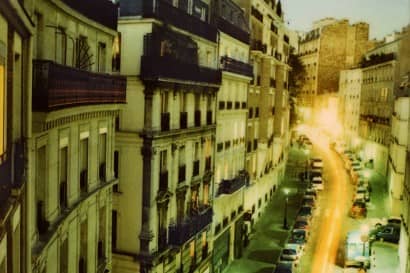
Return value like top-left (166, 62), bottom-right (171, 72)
top-left (339, 68), bottom-right (362, 149)
top-left (298, 18), bottom-right (373, 123)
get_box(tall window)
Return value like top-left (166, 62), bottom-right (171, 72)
top-left (0, 42), bottom-right (5, 161)
top-left (160, 150), bottom-right (167, 173)
top-left (55, 27), bottom-right (67, 65)
top-left (98, 133), bottom-right (107, 182)
top-left (97, 42), bottom-right (106, 72)
top-left (79, 138), bottom-right (88, 193)
top-left (161, 92), bottom-right (168, 113)
top-left (59, 146), bottom-right (68, 210)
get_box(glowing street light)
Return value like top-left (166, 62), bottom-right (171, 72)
top-left (283, 188), bottom-right (290, 230)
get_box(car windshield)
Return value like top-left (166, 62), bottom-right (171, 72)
top-left (292, 230), bottom-right (306, 239)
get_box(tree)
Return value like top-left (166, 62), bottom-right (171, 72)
top-left (288, 47), bottom-right (306, 127)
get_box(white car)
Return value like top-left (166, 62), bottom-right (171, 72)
top-left (311, 176), bottom-right (324, 190)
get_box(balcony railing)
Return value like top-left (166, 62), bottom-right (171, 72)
top-left (168, 206), bottom-right (213, 246)
top-left (32, 60), bottom-right (126, 111)
top-left (206, 110), bottom-right (212, 125)
top-left (129, 0), bottom-right (218, 42)
top-left (220, 56), bottom-right (253, 78)
top-left (62, 0), bottom-right (118, 30)
top-left (215, 17), bottom-right (249, 44)
top-left (141, 56), bottom-right (221, 85)
top-left (161, 112), bottom-right (170, 131)
top-left (194, 110), bottom-right (201, 127)
top-left (217, 175), bottom-right (246, 195)
top-left (180, 112), bottom-right (188, 129)
top-left (251, 40), bottom-right (267, 53)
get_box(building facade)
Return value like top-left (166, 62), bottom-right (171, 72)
top-left (211, 1), bottom-right (251, 272)
top-left (0, 0), bottom-right (33, 272)
top-left (298, 18), bottom-right (372, 124)
top-left (28, 1), bottom-right (124, 273)
top-left (233, 0), bottom-right (290, 231)
top-left (339, 68), bottom-right (362, 149)
top-left (114, 1), bottom-right (220, 272)
top-left (358, 36), bottom-right (403, 178)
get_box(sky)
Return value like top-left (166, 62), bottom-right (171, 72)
top-left (282, 0), bottom-right (410, 40)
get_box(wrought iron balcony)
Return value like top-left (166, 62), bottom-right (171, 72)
top-left (123, 0), bottom-right (217, 42)
top-left (215, 16), bottom-right (249, 44)
top-left (218, 176), bottom-right (246, 195)
top-left (141, 56), bottom-right (221, 85)
top-left (220, 56), bottom-right (253, 78)
top-left (62, 0), bottom-right (118, 30)
top-left (32, 60), bottom-right (126, 112)
top-left (168, 206), bottom-right (213, 246)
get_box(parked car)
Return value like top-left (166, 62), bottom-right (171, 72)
top-left (289, 229), bottom-right (308, 245)
top-left (273, 261), bottom-right (295, 273)
top-left (369, 223), bottom-right (400, 243)
top-left (350, 200), bottom-right (367, 218)
top-left (302, 196), bottom-right (316, 209)
top-left (311, 176), bottom-right (324, 191)
top-left (296, 206), bottom-right (313, 222)
top-left (357, 179), bottom-right (372, 192)
top-left (279, 247), bottom-right (299, 262)
top-left (304, 188), bottom-right (318, 201)
top-left (354, 186), bottom-right (370, 202)
top-left (311, 157), bottom-right (324, 168)
top-left (293, 219), bottom-right (310, 237)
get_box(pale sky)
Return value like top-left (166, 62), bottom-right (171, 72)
top-left (282, 0), bottom-right (410, 40)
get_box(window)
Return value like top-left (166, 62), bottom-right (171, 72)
top-left (98, 133), bottom-right (107, 181)
top-left (55, 27), bottom-right (67, 65)
top-left (79, 138), bottom-right (88, 193)
top-left (160, 150), bottom-right (167, 173)
top-left (97, 42), bottom-right (106, 72)
top-left (59, 146), bottom-right (68, 210)
top-left (0, 42), bottom-right (5, 161)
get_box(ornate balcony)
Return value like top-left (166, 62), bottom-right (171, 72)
top-left (32, 60), bottom-right (126, 112)
top-left (215, 16), bottom-right (249, 44)
top-left (122, 0), bottom-right (217, 42)
top-left (220, 56), bottom-right (253, 78)
top-left (168, 206), bottom-right (213, 246)
top-left (62, 0), bottom-right (118, 30)
top-left (141, 56), bottom-right (221, 86)
top-left (217, 171), bottom-right (248, 195)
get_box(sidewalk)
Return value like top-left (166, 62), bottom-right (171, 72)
top-left (223, 147), bottom-right (308, 273)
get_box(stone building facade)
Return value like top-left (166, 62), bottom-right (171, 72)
top-left (28, 1), bottom-right (124, 273)
top-left (211, 0), bottom-right (251, 272)
top-left (0, 1), bottom-right (33, 273)
top-left (114, 1), bottom-right (220, 272)
top-left (298, 18), bottom-right (372, 123)
top-left (233, 0), bottom-right (290, 233)
top-left (339, 68), bottom-right (362, 149)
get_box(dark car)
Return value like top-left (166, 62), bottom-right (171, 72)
top-left (298, 206), bottom-right (313, 217)
top-left (293, 219), bottom-right (310, 235)
top-left (369, 224), bottom-right (400, 243)
top-left (350, 200), bottom-right (367, 218)
top-left (289, 229), bottom-right (307, 245)
top-left (301, 196), bottom-right (316, 209)
top-left (304, 188), bottom-right (317, 200)
top-left (273, 261), bottom-right (294, 273)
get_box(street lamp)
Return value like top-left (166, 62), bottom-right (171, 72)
top-left (283, 188), bottom-right (290, 229)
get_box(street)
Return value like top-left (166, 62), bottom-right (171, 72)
top-left (224, 127), bottom-right (400, 273)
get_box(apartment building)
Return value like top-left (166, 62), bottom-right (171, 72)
top-left (29, 1), bottom-right (125, 273)
top-left (359, 35), bottom-right (404, 178)
top-left (339, 68), bottom-right (362, 149)
top-left (114, 1), bottom-right (221, 272)
top-left (233, 0), bottom-right (290, 229)
top-left (298, 18), bottom-right (372, 123)
top-left (211, 0), bottom-right (251, 271)
top-left (0, 1), bottom-right (33, 273)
